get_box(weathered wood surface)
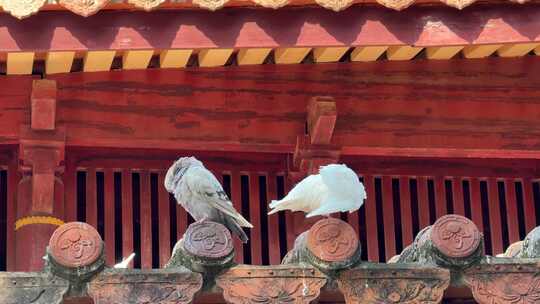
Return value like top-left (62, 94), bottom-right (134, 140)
top-left (37, 57), bottom-right (540, 158)
top-left (1, 5), bottom-right (540, 51)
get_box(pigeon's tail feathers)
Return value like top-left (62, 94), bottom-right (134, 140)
top-left (268, 199), bottom-right (301, 215)
top-left (225, 216), bottom-right (249, 243)
top-left (209, 197), bottom-right (253, 228)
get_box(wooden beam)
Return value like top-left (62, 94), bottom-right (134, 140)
top-left (45, 51), bottom-right (75, 74)
top-left (4, 6), bottom-right (540, 52)
top-left (7, 52), bottom-right (34, 75)
top-left (237, 48), bottom-right (272, 65)
top-left (307, 96), bottom-right (337, 144)
top-left (122, 50), bottom-right (154, 70)
top-left (198, 49), bottom-right (233, 67)
top-left (350, 46), bottom-right (387, 62)
top-left (313, 47), bottom-right (349, 63)
top-left (386, 46), bottom-right (423, 60)
top-left (462, 44), bottom-right (502, 59)
top-left (274, 48), bottom-right (311, 64)
top-left (36, 56), bottom-right (540, 158)
top-left (425, 46), bottom-right (463, 60)
top-left (159, 49), bottom-right (192, 68)
top-left (83, 51), bottom-right (116, 72)
top-left (497, 43), bottom-right (540, 57)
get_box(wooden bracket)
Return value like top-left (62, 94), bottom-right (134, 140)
top-left (31, 79), bottom-right (57, 131)
top-left (289, 96), bottom-right (340, 183)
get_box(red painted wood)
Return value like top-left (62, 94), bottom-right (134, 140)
top-left (139, 171), bottom-right (152, 269)
top-left (3, 6), bottom-right (540, 52)
top-left (266, 173), bottom-right (281, 265)
top-left (487, 178), bottom-right (503, 255)
top-left (363, 175), bottom-right (378, 262)
top-left (399, 176), bottom-right (413, 246)
top-left (176, 201), bottom-right (188, 242)
top-left (6, 160), bottom-right (17, 270)
top-left (434, 176), bottom-right (446, 219)
top-left (43, 57), bottom-right (540, 158)
top-left (104, 169), bottom-right (115, 265)
top-left (249, 173), bottom-right (262, 265)
top-left (504, 179), bottom-right (520, 244)
top-left (64, 159), bottom-right (77, 222)
top-left (86, 168), bottom-right (97, 229)
top-left (381, 176), bottom-right (396, 260)
top-left (452, 178), bottom-right (465, 217)
top-left (469, 178), bottom-right (484, 232)
top-left (417, 177), bottom-right (430, 229)
top-left (158, 171), bottom-right (171, 267)
top-left (521, 178), bottom-right (537, 233)
top-left (121, 170), bottom-right (133, 267)
top-left (230, 171), bottom-right (243, 263)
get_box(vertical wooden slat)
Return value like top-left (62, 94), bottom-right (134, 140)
top-left (198, 49), bottom-right (233, 67)
top-left (399, 177), bottom-right (413, 246)
top-left (122, 50), bottom-right (154, 70)
top-left (350, 46), bottom-right (387, 62)
top-left (7, 52), bottom-right (34, 75)
top-left (505, 179), bottom-right (520, 244)
top-left (434, 176), bottom-right (447, 219)
top-left (237, 48), bottom-right (271, 65)
top-left (386, 46), bottom-right (423, 60)
top-left (64, 160), bottom-right (77, 222)
top-left (267, 173), bottom-right (281, 265)
top-left (86, 168), bottom-right (97, 228)
top-left (452, 178), bottom-right (465, 216)
top-left (230, 171), bottom-right (243, 263)
top-left (249, 173), bottom-right (262, 265)
top-left (160, 49), bottom-right (193, 68)
top-left (382, 176), bottom-right (396, 260)
top-left (364, 175), bottom-right (378, 262)
top-left (158, 171), bottom-right (171, 267)
top-left (6, 162), bottom-right (17, 270)
top-left (522, 178), bottom-right (536, 233)
top-left (83, 51), bottom-right (115, 72)
top-left (121, 170), bottom-right (133, 267)
top-left (45, 51), bottom-right (75, 74)
top-left (104, 169), bottom-right (115, 265)
top-left (487, 178), bottom-right (503, 254)
top-left (470, 178), bottom-right (484, 232)
top-left (139, 171), bottom-right (152, 269)
top-left (284, 177), bottom-right (297, 251)
top-left (417, 177), bottom-right (430, 229)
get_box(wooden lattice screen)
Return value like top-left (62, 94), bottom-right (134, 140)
top-left (0, 150), bottom-right (539, 270)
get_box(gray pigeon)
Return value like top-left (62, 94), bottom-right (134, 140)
top-left (164, 156), bottom-right (253, 243)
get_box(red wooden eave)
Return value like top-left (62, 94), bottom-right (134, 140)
top-left (0, 5), bottom-right (540, 52)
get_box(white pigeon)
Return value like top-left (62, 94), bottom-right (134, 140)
top-left (268, 164), bottom-right (366, 217)
top-left (114, 253), bottom-right (135, 269)
top-left (164, 156), bottom-right (253, 243)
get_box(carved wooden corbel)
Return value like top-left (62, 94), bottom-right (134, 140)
top-left (216, 266), bottom-right (327, 304)
top-left (289, 96), bottom-right (340, 183)
top-left (464, 263), bottom-right (540, 304)
top-left (338, 264), bottom-right (450, 304)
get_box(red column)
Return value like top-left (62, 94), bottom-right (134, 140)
top-left (14, 80), bottom-right (66, 271)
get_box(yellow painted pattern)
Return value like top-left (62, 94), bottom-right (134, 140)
top-left (15, 215), bottom-right (65, 231)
